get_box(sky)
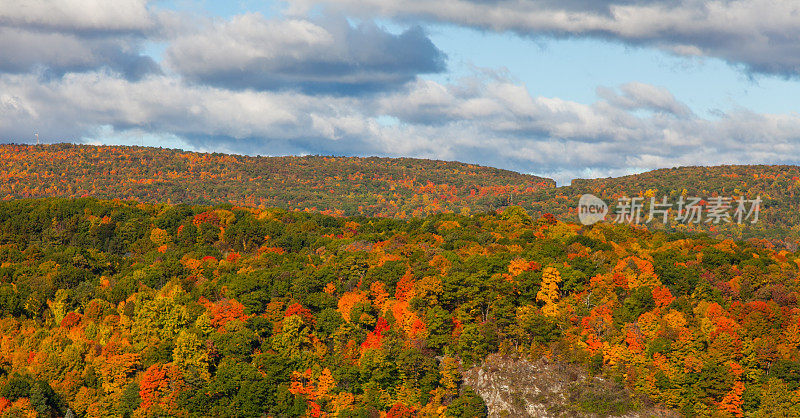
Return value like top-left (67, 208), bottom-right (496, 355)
top-left (1, 0), bottom-right (800, 184)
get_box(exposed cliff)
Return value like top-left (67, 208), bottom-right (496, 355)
top-left (463, 355), bottom-right (679, 417)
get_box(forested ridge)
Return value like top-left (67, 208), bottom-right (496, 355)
top-left (0, 144), bottom-right (553, 218)
top-left (0, 198), bottom-right (799, 416)
top-left (532, 165), bottom-right (800, 246)
top-left (2, 144), bottom-right (798, 245)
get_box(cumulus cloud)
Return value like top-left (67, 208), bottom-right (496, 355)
top-left (597, 82), bottom-right (693, 117)
top-left (164, 13), bottom-right (446, 94)
top-left (0, 0), bottom-right (161, 79)
top-left (289, 0), bottom-right (800, 77)
top-left (0, 0), bottom-right (154, 32)
top-left (1, 2), bottom-right (448, 88)
top-left (0, 27), bottom-right (160, 79)
top-left (374, 77), bottom-right (800, 183)
top-left (2, 1), bottom-right (799, 185)
top-left (2, 69), bottom-right (800, 185)
top-left (0, 72), bottom-right (370, 145)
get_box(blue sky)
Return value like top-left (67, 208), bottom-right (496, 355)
top-left (2, 0), bottom-right (800, 184)
top-left (165, 0), bottom-right (800, 117)
top-left (428, 26), bottom-right (800, 118)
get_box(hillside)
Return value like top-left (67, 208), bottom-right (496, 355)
top-left (529, 165), bottom-right (800, 246)
top-left (2, 144), bottom-right (798, 247)
top-left (0, 144), bottom-right (553, 218)
top-left (0, 198), bottom-right (799, 416)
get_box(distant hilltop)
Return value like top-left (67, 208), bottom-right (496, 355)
top-left (0, 143), bottom-right (554, 218)
top-left (1, 143), bottom-right (798, 245)
top-left (531, 164), bottom-right (800, 247)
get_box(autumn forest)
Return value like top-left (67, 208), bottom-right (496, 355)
top-left (0, 145), bottom-right (799, 417)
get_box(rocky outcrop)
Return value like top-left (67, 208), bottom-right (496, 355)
top-left (462, 354), bottom-right (678, 417)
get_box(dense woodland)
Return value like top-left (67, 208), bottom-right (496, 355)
top-left (0, 198), bottom-right (799, 416)
top-left (532, 166), bottom-right (800, 247)
top-left (0, 144), bottom-right (552, 218)
top-left (2, 144), bottom-right (798, 246)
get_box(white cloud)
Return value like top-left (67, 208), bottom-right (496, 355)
top-left (0, 71), bottom-right (389, 160)
top-left (289, 0), bottom-right (800, 77)
top-left (0, 26), bottom-right (159, 79)
top-left (0, 0), bottom-right (162, 79)
top-left (0, 0), bottom-right (154, 32)
top-left (164, 13), bottom-right (446, 93)
top-left (5, 68), bottom-right (800, 185)
top-left (1, 1), bottom-right (799, 186)
top-left (598, 82), bottom-right (694, 117)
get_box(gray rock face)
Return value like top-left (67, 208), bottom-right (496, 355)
top-left (462, 354), bottom-right (679, 418)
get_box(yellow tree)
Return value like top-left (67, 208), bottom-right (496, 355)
top-left (150, 227), bottom-right (171, 246)
top-left (439, 356), bottom-right (461, 397)
top-left (316, 368), bottom-right (335, 397)
top-left (172, 330), bottom-right (210, 380)
top-left (537, 267), bottom-right (562, 317)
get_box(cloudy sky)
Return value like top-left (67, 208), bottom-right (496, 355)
top-left (1, 0), bottom-right (799, 184)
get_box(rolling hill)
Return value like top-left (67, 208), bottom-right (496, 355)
top-left (1, 144), bottom-right (800, 416)
top-left (0, 143), bottom-right (553, 218)
top-left (529, 165), bottom-right (800, 246)
top-left (1, 144), bottom-right (798, 246)
top-left (0, 197), bottom-right (798, 416)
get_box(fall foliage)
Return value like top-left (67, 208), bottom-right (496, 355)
top-left (0, 151), bottom-right (799, 416)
